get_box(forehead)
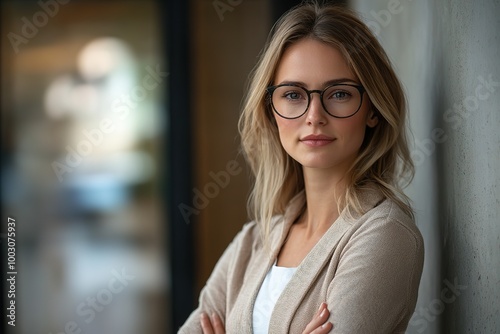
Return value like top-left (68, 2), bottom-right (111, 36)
top-left (274, 38), bottom-right (357, 86)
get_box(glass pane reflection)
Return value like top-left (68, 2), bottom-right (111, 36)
top-left (1, 1), bottom-right (169, 333)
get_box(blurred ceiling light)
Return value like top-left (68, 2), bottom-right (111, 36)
top-left (77, 37), bottom-right (133, 81)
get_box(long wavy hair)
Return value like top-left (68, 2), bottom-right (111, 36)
top-left (238, 2), bottom-right (414, 245)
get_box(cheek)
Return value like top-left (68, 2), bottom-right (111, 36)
top-left (348, 104), bottom-right (372, 136)
top-left (336, 114), bottom-right (368, 146)
top-left (274, 118), bottom-right (299, 154)
top-left (275, 117), bottom-right (294, 139)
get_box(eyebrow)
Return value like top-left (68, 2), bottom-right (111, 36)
top-left (276, 78), bottom-right (359, 87)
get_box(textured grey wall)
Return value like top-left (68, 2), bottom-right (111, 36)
top-left (352, 0), bottom-right (500, 333)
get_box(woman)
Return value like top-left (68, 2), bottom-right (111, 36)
top-left (179, 2), bottom-right (424, 333)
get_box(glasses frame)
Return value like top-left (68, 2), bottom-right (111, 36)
top-left (266, 83), bottom-right (366, 119)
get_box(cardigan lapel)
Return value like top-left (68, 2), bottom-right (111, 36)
top-left (267, 214), bottom-right (352, 333)
top-left (232, 244), bottom-right (275, 333)
top-left (230, 193), bottom-right (305, 333)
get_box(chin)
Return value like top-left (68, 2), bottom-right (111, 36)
top-left (295, 153), bottom-right (357, 172)
top-left (296, 158), bottom-right (339, 170)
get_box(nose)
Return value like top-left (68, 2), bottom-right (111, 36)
top-left (306, 92), bottom-right (328, 126)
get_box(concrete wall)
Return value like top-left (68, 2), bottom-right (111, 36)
top-left (352, 0), bottom-right (500, 333)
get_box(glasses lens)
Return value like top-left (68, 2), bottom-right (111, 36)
top-left (322, 85), bottom-right (362, 117)
top-left (271, 85), bottom-right (309, 118)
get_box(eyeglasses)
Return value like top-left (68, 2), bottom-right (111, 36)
top-left (266, 83), bottom-right (365, 119)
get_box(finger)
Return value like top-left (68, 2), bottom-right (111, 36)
top-left (308, 308), bottom-right (332, 334)
top-left (314, 303), bottom-right (326, 317)
top-left (303, 307), bottom-right (325, 333)
top-left (309, 321), bottom-right (333, 334)
top-left (211, 313), bottom-right (226, 334)
top-left (200, 312), bottom-right (215, 334)
top-left (302, 306), bottom-right (331, 334)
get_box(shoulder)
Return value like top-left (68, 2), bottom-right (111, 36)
top-left (368, 199), bottom-right (422, 243)
top-left (346, 198), bottom-right (424, 258)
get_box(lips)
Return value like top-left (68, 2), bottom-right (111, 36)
top-left (299, 134), bottom-right (336, 147)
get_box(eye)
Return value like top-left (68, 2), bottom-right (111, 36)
top-left (330, 90), bottom-right (351, 100)
top-left (283, 90), bottom-right (304, 101)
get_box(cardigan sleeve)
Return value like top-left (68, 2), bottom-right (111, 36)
top-left (326, 211), bottom-right (424, 333)
top-left (177, 222), bottom-right (254, 334)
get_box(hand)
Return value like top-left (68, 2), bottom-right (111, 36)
top-left (302, 303), bottom-right (333, 334)
top-left (199, 304), bottom-right (332, 334)
top-left (200, 312), bottom-right (225, 334)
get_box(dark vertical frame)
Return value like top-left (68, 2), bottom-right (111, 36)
top-left (164, 0), bottom-right (194, 331)
top-left (0, 1), bottom-right (13, 333)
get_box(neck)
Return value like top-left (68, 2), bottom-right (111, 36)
top-left (299, 166), bottom-right (348, 237)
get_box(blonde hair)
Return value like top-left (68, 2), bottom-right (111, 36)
top-left (238, 2), bottom-right (414, 245)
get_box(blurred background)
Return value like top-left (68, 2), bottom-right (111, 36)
top-left (1, 0), bottom-right (499, 334)
top-left (1, 1), bottom-right (169, 333)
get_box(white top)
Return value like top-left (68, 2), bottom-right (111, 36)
top-left (252, 262), bottom-right (297, 334)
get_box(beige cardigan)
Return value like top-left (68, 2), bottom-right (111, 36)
top-left (179, 188), bottom-right (424, 333)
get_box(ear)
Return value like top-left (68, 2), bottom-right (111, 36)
top-left (366, 110), bottom-right (379, 128)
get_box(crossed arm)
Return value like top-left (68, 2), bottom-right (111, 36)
top-left (199, 302), bottom-right (333, 334)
